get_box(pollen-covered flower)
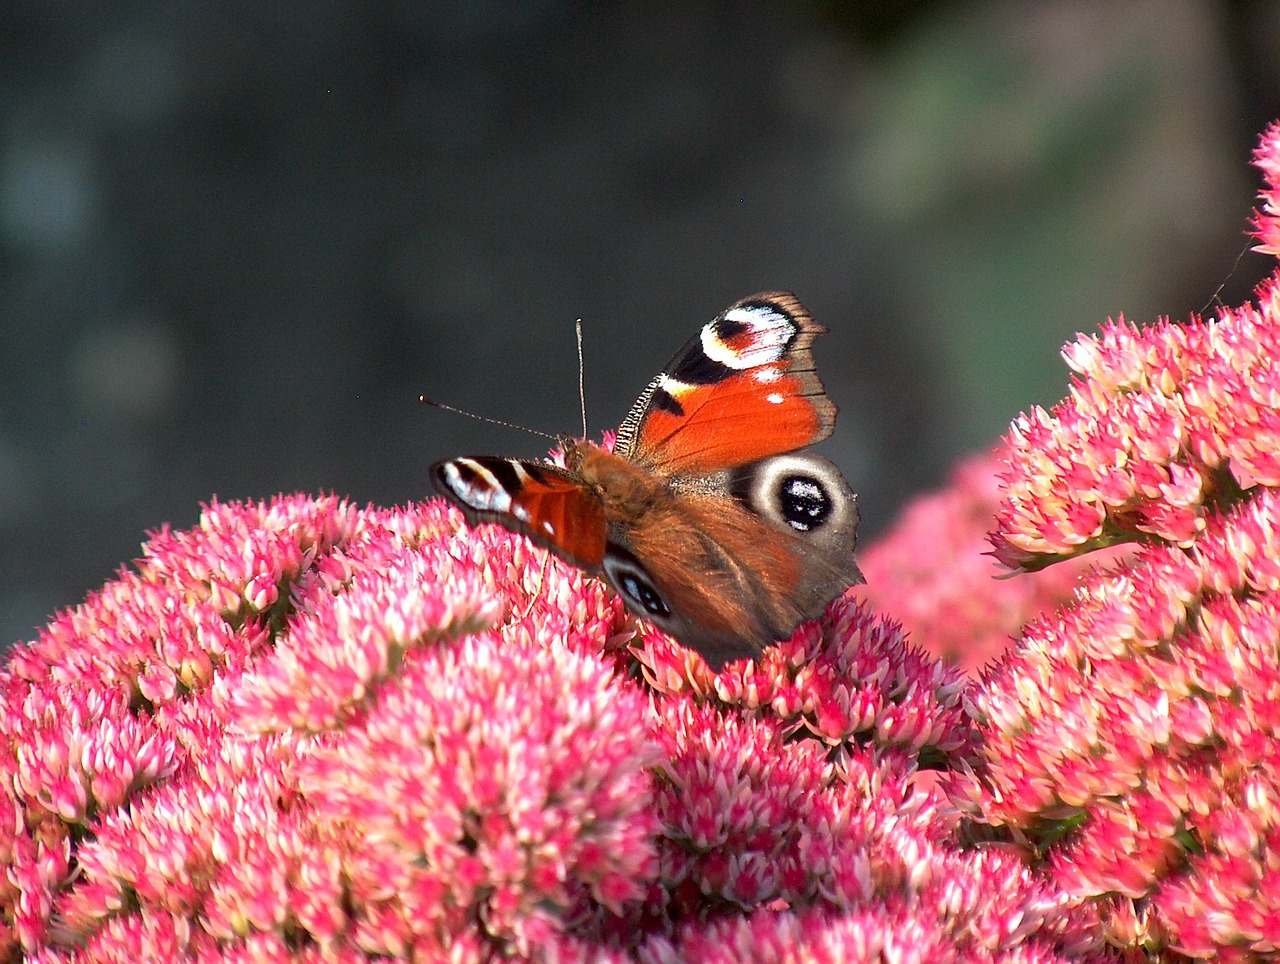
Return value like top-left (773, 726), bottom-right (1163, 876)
top-left (639, 694), bottom-right (1105, 959)
top-left (231, 537), bottom-right (504, 734)
top-left (990, 263), bottom-right (1280, 572)
top-left (633, 851), bottom-right (1108, 963)
top-left (1252, 121), bottom-right (1280, 257)
top-left (959, 492), bottom-right (1280, 958)
top-left (297, 630), bottom-right (661, 957)
top-left (709, 599), bottom-right (975, 768)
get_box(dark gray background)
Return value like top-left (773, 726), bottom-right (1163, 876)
top-left (3, 1), bottom-right (1278, 646)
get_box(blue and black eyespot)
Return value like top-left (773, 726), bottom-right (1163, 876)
top-left (602, 545), bottom-right (671, 618)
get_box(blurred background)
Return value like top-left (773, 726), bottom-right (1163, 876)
top-left (2, 1), bottom-right (1279, 645)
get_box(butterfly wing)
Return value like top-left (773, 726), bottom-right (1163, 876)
top-left (615, 291), bottom-right (836, 474)
top-left (429, 456), bottom-right (607, 569)
top-left (600, 451), bottom-right (862, 668)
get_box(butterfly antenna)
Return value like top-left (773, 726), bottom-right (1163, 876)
top-left (418, 396), bottom-right (558, 442)
top-left (576, 318), bottom-right (588, 439)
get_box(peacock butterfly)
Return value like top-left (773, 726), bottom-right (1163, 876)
top-left (429, 292), bottom-right (863, 669)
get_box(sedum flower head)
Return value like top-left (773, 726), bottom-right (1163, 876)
top-left (953, 120), bottom-right (1280, 960)
top-left (958, 491), bottom-right (1280, 959)
top-left (1, 494), bottom-right (658, 959)
top-left (853, 452), bottom-right (1132, 673)
top-left (1, 489), bottom-right (1030, 961)
top-left (990, 229), bottom-right (1280, 574)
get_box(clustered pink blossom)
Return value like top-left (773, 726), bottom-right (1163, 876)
top-left (958, 494), bottom-right (1280, 957)
top-left (852, 452), bottom-right (1131, 673)
top-left (0, 489), bottom-right (1050, 961)
top-left (11, 121), bottom-right (1280, 962)
top-left (991, 143), bottom-right (1280, 575)
top-left (950, 120), bottom-right (1280, 961)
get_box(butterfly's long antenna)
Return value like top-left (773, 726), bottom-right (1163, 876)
top-left (419, 396), bottom-right (558, 442)
top-left (576, 318), bottom-right (587, 439)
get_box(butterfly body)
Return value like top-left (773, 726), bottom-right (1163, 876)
top-left (431, 292), bottom-right (862, 668)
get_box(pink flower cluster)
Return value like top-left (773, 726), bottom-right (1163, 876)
top-left (852, 453), bottom-right (1131, 673)
top-left (948, 120), bottom-right (1280, 960)
top-left (959, 493), bottom-right (1280, 957)
top-left (991, 143), bottom-right (1280, 575)
top-left (1, 486), bottom-right (1060, 961)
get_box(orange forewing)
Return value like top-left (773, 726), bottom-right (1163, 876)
top-left (627, 369), bottom-right (827, 475)
top-left (617, 291), bottom-right (836, 475)
top-left (509, 471), bottom-right (608, 567)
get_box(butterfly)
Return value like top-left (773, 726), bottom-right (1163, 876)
top-left (429, 292), bottom-right (863, 669)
